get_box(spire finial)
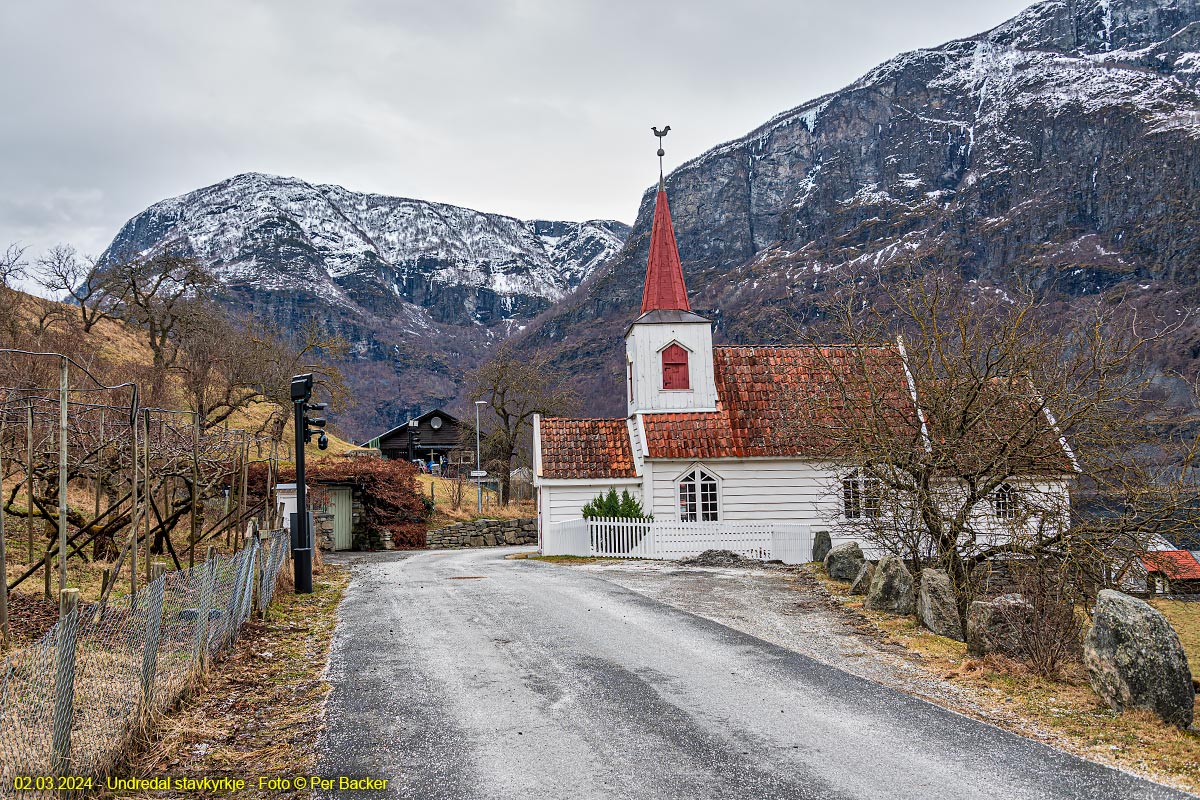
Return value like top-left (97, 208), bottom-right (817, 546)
top-left (652, 125), bottom-right (671, 189)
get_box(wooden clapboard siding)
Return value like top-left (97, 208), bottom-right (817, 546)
top-left (648, 459), bottom-right (841, 527)
top-left (541, 482), bottom-right (644, 526)
top-left (626, 319), bottom-right (718, 414)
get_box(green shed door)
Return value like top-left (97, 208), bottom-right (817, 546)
top-left (330, 487), bottom-right (353, 550)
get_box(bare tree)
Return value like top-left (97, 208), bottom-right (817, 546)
top-left (108, 250), bottom-right (216, 371)
top-left (172, 302), bottom-right (348, 434)
top-left (792, 268), bottom-right (1197, 619)
top-left (37, 244), bottom-right (122, 332)
top-left (467, 343), bottom-right (579, 503)
top-left (0, 243), bottom-right (27, 287)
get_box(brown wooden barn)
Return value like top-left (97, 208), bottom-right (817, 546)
top-left (363, 409), bottom-right (472, 472)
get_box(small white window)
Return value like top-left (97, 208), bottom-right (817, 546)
top-left (843, 469), bottom-right (881, 520)
top-left (994, 483), bottom-right (1017, 520)
top-left (679, 467), bottom-right (719, 521)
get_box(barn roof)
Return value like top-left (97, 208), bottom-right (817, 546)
top-left (1141, 550), bottom-right (1200, 581)
top-left (538, 418), bottom-right (637, 480)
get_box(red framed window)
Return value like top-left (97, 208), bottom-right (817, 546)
top-left (662, 343), bottom-right (690, 390)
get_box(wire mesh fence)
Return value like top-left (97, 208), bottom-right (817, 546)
top-left (0, 529), bottom-right (291, 795)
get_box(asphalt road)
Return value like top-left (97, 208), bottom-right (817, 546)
top-left (317, 548), bottom-right (1193, 800)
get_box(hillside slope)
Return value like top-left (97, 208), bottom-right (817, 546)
top-left (515, 0), bottom-right (1200, 415)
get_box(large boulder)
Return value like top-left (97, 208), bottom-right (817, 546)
top-left (916, 569), bottom-right (964, 641)
top-left (966, 594), bottom-right (1033, 657)
top-left (849, 562), bottom-right (876, 595)
top-left (824, 542), bottom-right (866, 582)
top-left (865, 555), bottom-right (916, 615)
top-left (812, 530), bottom-right (832, 564)
top-left (1084, 589), bottom-right (1195, 729)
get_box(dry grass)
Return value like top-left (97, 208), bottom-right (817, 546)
top-left (1152, 599), bottom-right (1200, 668)
top-left (416, 474), bottom-right (535, 528)
top-left (812, 565), bottom-right (1200, 792)
top-left (527, 555), bottom-right (612, 565)
top-left (103, 565), bottom-right (349, 799)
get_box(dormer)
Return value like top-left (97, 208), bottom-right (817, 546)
top-left (624, 178), bottom-right (717, 415)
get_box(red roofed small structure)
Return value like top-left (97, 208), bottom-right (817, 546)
top-left (1142, 550), bottom-right (1200, 594)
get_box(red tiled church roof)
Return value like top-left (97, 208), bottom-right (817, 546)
top-left (641, 345), bottom-right (915, 459)
top-left (538, 418), bottom-right (637, 480)
top-left (640, 189), bottom-right (690, 313)
top-left (1142, 550), bottom-right (1200, 581)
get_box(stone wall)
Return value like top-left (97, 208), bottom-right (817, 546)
top-left (427, 518), bottom-right (538, 549)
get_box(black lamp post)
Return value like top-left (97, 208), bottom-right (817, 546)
top-left (290, 373), bottom-right (328, 594)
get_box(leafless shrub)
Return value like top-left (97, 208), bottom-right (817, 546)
top-left (450, 474), bottom-right (468, 510)
top-left (996, 559), bottom-right (1085, 679)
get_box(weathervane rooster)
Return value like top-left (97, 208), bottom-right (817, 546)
top-left (652, 125), bottom-right (670, 184)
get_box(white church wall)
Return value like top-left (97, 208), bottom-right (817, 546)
top-left (645, 460), bottom-right (1073, 561)
top-left (647, 459), bottom-right (845, 547)
top-left (539, 481), bottom-right (644, 530)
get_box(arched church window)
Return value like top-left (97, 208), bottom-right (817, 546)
top-left (679, 467), bottom-right (719, 521)
top-left (662, 343), bottom-right (690, 390)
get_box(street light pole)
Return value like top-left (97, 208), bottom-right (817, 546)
top-left (475, 400), bottom-right (486, 514)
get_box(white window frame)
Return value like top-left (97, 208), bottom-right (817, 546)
top-left (843, 468), bottom-right (881, 520)
top-left (994, 483), bottom-right (1017, 521)
top-left (676, 464), bottom-right (721, 522)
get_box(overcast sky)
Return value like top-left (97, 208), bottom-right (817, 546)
top-left (1, 0), bottom-right (1032, 289)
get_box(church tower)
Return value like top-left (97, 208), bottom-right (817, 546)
top-left (625, 129), bottom-right (717, 416)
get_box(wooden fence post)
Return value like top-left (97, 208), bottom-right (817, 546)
top-left (51, 588), bottom-right (80, 776)
top-left (140, 562), bottom-right (168, 714)
top-left (192, 546), bottom-right (217, 673)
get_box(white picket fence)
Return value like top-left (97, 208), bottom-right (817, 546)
top-left (542, 517), bottom-right (812, 564)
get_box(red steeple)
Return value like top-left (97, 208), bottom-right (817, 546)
top-left (640, 181), bottom-right (691, 313)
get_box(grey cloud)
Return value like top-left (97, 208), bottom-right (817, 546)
top-left (0, 0), bottom-right (1033, 292)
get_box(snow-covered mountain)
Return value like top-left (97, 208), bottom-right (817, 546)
top-left (105, 172), bottom-right (627, 322)
top-left (102, 173), bottom-right (629, 436)
top-left (515, 0), bottom-right (1200, 416)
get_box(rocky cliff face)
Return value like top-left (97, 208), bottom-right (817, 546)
top-left (102, 173), bottom-right (629, 436)
top-left (517, 0), bottom-right (1200, 415)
